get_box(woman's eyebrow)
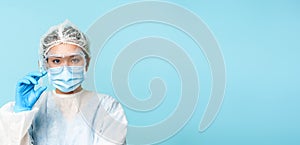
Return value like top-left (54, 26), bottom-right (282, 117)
top-left (50, 56), bottom-right (63, 58)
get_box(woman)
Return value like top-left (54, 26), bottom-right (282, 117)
top-left (0, 20), bottom-right (127, 145)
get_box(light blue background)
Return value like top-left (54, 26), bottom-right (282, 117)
top-left (0, 0), bottom-right (299, 145)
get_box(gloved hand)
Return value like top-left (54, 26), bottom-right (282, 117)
top-left (14, 71), bottom-right (47, 113)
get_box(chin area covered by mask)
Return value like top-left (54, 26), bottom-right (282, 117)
top-left (48, 65), bottom-right (85, 93)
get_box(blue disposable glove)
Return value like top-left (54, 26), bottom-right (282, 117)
top-left (14, 71), bottom-right (47, 113)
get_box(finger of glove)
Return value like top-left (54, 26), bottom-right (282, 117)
top-left (17, 78), bottom-right (31, 86)
top-left (16, 76), bottom-right (36, 95)
top-left (27, 86), bottom-right (47, 106)
top-left (35, 86), bottom-right (47, 99)
top-left (23, 75), bottom-right (38, 85)
top-left (16, 78), bottom-right (30, 101)
top-left (27, 71), bottom-right (47, 81)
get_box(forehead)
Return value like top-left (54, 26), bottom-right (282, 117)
top-left (47, 43), bottom-right (82, 55)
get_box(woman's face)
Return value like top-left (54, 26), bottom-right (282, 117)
top-left (46, 43), bottom-right (86, 68)
top-left (46, 43), bottom-right (87, 94)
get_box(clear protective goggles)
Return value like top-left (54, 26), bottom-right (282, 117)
top-left (45, 51), bottom-right (86, 69)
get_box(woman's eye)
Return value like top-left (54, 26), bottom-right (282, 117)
top-left (71, 58), bottom-right (80, 63)
top-left (52, 59), bottom-right (60, 64)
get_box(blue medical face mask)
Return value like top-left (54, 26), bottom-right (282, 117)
top-left (48, 66), bottom-right (85, 93)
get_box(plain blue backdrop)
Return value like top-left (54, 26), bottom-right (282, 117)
top-left (0, 0), bottom-right (299, 145)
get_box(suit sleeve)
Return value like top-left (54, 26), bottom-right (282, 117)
top-left (0, 102), bottom-right (39, 145)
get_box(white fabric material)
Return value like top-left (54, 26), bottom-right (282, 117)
top-left (0, 90), bottom-right (127, 145)
top-left (40, 20), bottom-right (90, 58)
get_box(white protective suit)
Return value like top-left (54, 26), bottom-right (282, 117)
top-left (0, 89), bottom-right (127, 145)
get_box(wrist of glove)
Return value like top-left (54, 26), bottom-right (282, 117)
top-left (13, 105), bottom-right (32, 112)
